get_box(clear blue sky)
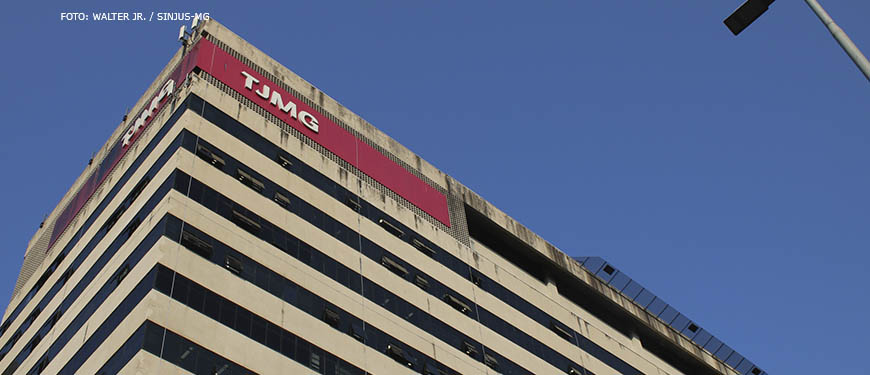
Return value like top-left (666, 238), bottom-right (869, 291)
top-left (1, 1), bottom-right (868, 374)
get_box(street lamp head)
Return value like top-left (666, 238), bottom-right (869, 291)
top-left (724, 0), bottom-right (775, 35)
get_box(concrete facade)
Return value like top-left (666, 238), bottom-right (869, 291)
top-left (0, 19), bottom-right (765, 375)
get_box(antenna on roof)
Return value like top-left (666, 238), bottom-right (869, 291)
top-left (191, 15), bottom-right (199, 30)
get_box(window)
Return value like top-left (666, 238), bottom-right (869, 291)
top-left (225, 254), bottom-right (243, 275)
top-left (461, 341), bottom-right (477, 358)
top-left (128, 177), bottom-right (151, 202)
top-left (180, 231), bottom-right (213, 259)
top-left (48, 311), bottom-right (62, 329)
top-left (114, 264), bottom-right (131, 285)
top-left (276, 154), bottom-right (293, 171)
top-left (385, 344), bottom-right (414, 369)
top-left (381, 256), bottom-right (408, 277)
top-left (236, 169), bottom-right (264, 193)
top-left (443, 294), bottom-right (471, 315)
top-left (59, 268), bottom-right (74, 286)
top-left (323, 307), bottom-right (340, 328)
top-left (345, 197), bottom-right (361, 212)
top-left (550, 320), bottom-right (573, 341)
top-left (350, 323), bottom-right (364, 342)
top-left (231, 210), bottom-right (261, 235)
top-left (123, 217), bottom-right (141, 237)
top-left (423, 363), bottom-right (447, 375)
top-left (377, 218), bottom-right (404, 238)
top-left (273, 192), bottom-right (291, 209)
top-left (195, 144), bottom-right (225, 169)
top-left (414, 275), bottom-right (429, 290)
top-left (470, 273), bottom-right (482, 287)
top-left (484, 353), bottom-right (499, 371)
top-left (412, 238), bottom-right (435, 257)
top-left (310, 352), bottom-right (321, 371)
top-left (103, 208), bottom-right (124, 232)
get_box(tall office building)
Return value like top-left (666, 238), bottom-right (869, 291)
top-left (0, 19), bottom-right (767, 375)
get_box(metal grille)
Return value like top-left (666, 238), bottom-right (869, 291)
top-left (202, 35), bottom-right (469, 245)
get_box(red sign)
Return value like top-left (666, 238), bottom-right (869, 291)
top-left (48, 43), bottom-right (204, 249)
top-left (194, 38), bottom-right (451, 227)
top-left (49, 38), bottom-right (450, 251)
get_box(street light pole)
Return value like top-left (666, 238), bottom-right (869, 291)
top-left (724, 0), bottom-right (870, 82)
top-left (803, 0), bottom-right (870, 82)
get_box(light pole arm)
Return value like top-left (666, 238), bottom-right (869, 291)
top-left (804, 0), bottom-right (870, 82)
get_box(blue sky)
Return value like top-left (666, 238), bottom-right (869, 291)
top-left (1, 1), bottom-right (868, 374)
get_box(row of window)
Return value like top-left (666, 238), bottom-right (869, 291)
top-left (170, 218), bottom-right (461, 375)
top-left (0, 97), bottom-right (193, 360)
top-left (175, 170), bottom-right (529, 374)
top-left (54, 263), bottom-right (162, 374)
top-left (8, 162), bottom-right (458, 375)
top-left (154, 265), bottom-right (365, 375)
top-left (189, 95), bottom-right (641, 375)
top-left (9, 168), bottom-right (183, 374)
top-left (97, 321), bottom-right (256, 375)
top-left (26, 214), bottom-right (175, 375)
top-left (174, 166), bottom-right (590, 375)
top-left (180, 135), bottom-right (596, 375)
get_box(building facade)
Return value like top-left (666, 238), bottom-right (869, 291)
top-left (0, 19), bottom-right (767, 375)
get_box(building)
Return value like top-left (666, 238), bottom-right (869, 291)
top-left (0, 19), bottom-right (767, 375)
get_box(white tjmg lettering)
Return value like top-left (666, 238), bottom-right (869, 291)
top-left (241, 71), bottom-right (259, 89)
top-left (270, 91), bottom-right (298, 119)
top-left (299, 111), bottom-right (319, 133)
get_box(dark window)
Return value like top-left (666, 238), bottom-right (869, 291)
top-left (484, 353), bottom-right (499, 371)
top-left (345, 197), bottom-right (361, 212)
top-left (385, 344), bottom-right (414, 369)
top-left (423, 364), bottom-right (447, 375)
top-left (414, 275), bottom-right (429, 290)
top-left (180, 231), bottom-right (213, 259)
top-left (350, 323), bottom-right (364, 342)
top-left (550, 320), bottom-right (574, 341)
top-left (123, 217), bottom-right (141, 237)
top-left (59, 268), bottom-right (74, 286)
top-left (323, 307), bottom-right (340, 328)
top-left (225, 254), bottom-right (243, 275)
top-left (277, 154), bottom-right (293, 170)
top-left (377, 218), bottom-right (404, 238)
top-left (28, 333), bottom-right (41, 352)
top-left (443, 294), bottom-right (471, 315)
top-left (381, 256), bottom-right (408, 277)
top-left (461, 341), bottom-right (477, 358)
top-left (128, 177), bottom-right (151, 202)
top-left (231, 210), bottom-right (261, 235)
top-left (114, 264), bottom-right (131, 285)
top-left (48, 311), bottom-right (62, 329)
top-left (310, 352), bottom-right (321, 371)
top-left (103, 209), bottom-right (124, 232)
top-left (412, 238), bottom-right (435, 257)
top-left (236, 169), bottom-right (264, 193)
top-left (274, 192), bottom-right (291, 209)
top-left (195, 144), bottom-right (225, 169)
top-left (471, 273), bottom-right (482, 287)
